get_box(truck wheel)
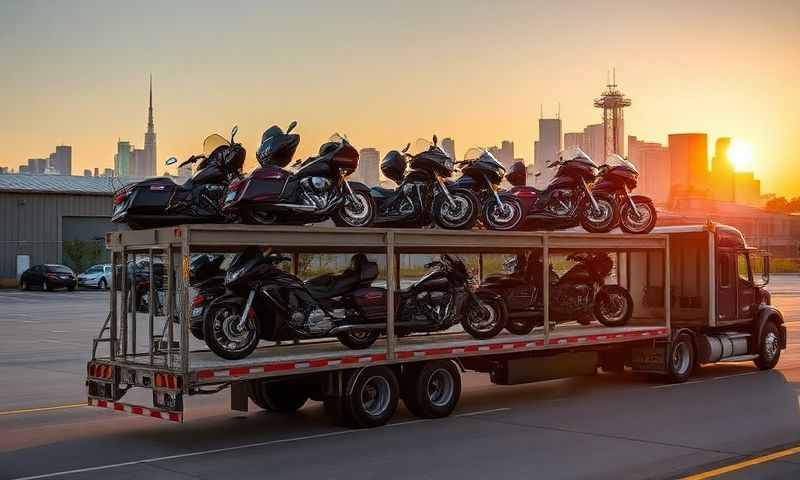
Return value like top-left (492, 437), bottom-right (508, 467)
top-left (249, 379), bottom-right (309, 413)
top-left (344, 366), bottom-right (399, 428)
top-left (665, 333), bottom-right (694, 383)
top-left (754, 322), bottom-right (781, 370)
top-left (402, 360), bottom-right (461, 419)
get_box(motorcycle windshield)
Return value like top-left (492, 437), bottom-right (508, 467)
top-left (558, 146), bottom-right (597, 167)
top-left (203, 134), bottom-right (230, 158)
top-left (411, 138), bottom-right (448, 158)
top-left (605, 154), bottom-right (638, 174)
top-left (464, 147), bottom-right (504, 171)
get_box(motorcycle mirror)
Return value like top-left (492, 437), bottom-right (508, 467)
top-left (287, 120), bottom-right (298, 134)
top-left (534, 171), bottom-right (542, 177)
top-left (432, 134), bottom-right (438, 146)
top-left (230, 125), bottom-right (239, 142)
top-left (165, 157), bottom-right (178, 166)
top-left (402, 143), bottom-right (410, 153)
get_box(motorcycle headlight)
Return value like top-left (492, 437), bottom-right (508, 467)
top-left (225, 266), bottom-right (246, 285)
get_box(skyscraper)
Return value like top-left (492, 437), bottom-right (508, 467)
top-left (52, 145), bottom-right (72, 175)
top-left (356, 147), bottom-right (380, 186)
top-left (441, 137), bottom-right (456, 161)
top-left (143, 76), bottom-right (157, 178)
top-left (533, 118), bottom-right (561, 187)
top-left (582, 124), bottom-right (605, 165)
top-left (115, 141), bottom-right (132, 177)
top-left (668, 133), bottom-right (709, 201)
top-left (628, 136), bottom-right (670, 206)
top-left (711, 137), bottom-right (735, 202)
top-left (498, 141), bottom-right (514, 169)
top-left (563, 132), bottom-right (584, 149)
top-left (27, 158), bottom-right (48, 174)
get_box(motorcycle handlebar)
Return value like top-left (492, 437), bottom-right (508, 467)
top-left (177, 155), bottom-right (205, 169)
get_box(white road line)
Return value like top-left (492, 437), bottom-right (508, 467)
top-left (711, 371), bottom-right (760, 380)
top-left (651, 371), bottom-right (762, 389)
top-left (651, 380), bottom-right (705, 389)
top-left (9, 407), bottom-right (511, 480)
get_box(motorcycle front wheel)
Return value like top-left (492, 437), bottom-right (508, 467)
top-left (333, 190), bottom-right (375, 228)
top-left (578, 195), bottom-right (619, 233)
top-left (482, 195), bottom-right (524, 231)
top-left (619, 199), bottom-right (657, 234)
top-left (202, 302), bottom-right (261, 360)
top-left (594, 285), bottom-right (633, 327)
top-left (433, 189), bottom-right (479, 230)
top-left (461, 293), bottom-right (506, 339)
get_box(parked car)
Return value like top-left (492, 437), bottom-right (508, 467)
top-left (77, 264), bottom-right (112, 289)
top-left (19, 264), bottom-right (77, 291)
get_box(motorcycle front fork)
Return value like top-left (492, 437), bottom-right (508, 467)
top-left (621, 187), bottom-right (642, 219)
top-left (436, 176), bottom-right (458, 208)
top-left (581, 178), bottom-right (601, 212)
top-left (237, 289), bottom-right (256, 330)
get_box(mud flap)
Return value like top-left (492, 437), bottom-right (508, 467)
top-left (631, 341), bottom-right (668, 373)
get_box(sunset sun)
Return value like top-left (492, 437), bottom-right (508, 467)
top-left (727, 138), bottom-right (754, 172)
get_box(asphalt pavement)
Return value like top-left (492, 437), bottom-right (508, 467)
top-left (1, 280), bottom-right (800, 479)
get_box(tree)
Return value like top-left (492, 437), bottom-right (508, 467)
top-left (766, 196), bottom-right (789, 213)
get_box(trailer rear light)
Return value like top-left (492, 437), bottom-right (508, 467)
top-left (89, 363), bottom-right (114, 380)
top-left (113, 190), bottom-right (129, 205)
top-left (191, 294), bottom-right (206, 308)
top-left (154, 373), bottom-right (182, 390)
top-left (229, 180), bottom-right (244, 192)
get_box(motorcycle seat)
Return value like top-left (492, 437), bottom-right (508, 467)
top-left (369, 186), bottom-right (396, 199)
top-left (511, 185), bottom-right (546, 195)
top-left (305, 254), bottom-right (378, 300)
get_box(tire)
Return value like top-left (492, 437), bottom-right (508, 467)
top-left (68, 285), bottom-right (76, 292)
top-left (619, 199), bottom-right (657, 234)
top-left (241, 209), bottom-right (279, 225)
top-left (402, 360), bottom-right (461, 419)
top-left (594, 285), bottom-right (633, 327)
top-left (665, 332), bottom-right (694, 383)
top-left (20, 280), bottom-right (28, 291)
top-left (482, 195), bottom-right (523, 231)
top-left (578, 194), bottom-right (619, 233)
top-left (190, 325), bottom-right (205, 341)
top-left (506, 317), bottom-right (535, 335)
top-left (461, 293), bottom-right (506, 339)
top-left (332, 190), bottom-right (375, 228)
top-left (754, 321), bottom-right (781, 370)
top-left (433, 189), bottom-right (479, 230)
top-left (248, 379), bottom-right (309, 413)
top-left (202, 302), bottom-right (260, 360)
top-left (344, 366), bottom-right (399, 428)
top-left (336, 329), bottom-right (380, 350)
top-left (98, 278), bottom-right (108, 290)
top-left (42, 281), bottom-right (48, 291)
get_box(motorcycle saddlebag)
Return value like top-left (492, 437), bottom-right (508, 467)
top-left (506, 161), bottom-right (527, 187)
top-left (129, 177), bottom-right (178, 213)
top-left (381, 151), bottom-right (407, 184)
top-left (351, 287), bottom-right (387, 322)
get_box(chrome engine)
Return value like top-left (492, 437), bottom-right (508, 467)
top-left (300, 176), bottom-right (337, 211)
top-left (408, 291), bottom-right (453, 325)
top-left (546, 189), bottom-right (575, 216)
top-left (290, 307), bottom-right (337, 334)
top-left (551, 283), bottom-right (592, 315)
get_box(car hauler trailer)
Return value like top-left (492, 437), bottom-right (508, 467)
top-left (86, 223), bottom-right (785, 428)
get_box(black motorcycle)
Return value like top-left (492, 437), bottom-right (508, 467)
top-left (369, 136), bottom-right (480, 229)
top-left (112, 126), bottom-right (245, 229)
top-left (202, 248), bottom-right (385, 359)
top-left (223, 123), bottom-right (375, 227)
top-left (593, 154), bottom-right (657, 234)
top-left (189, 254), bottom-right (227, 340)
top-left (498, 147), bottom-right (618, 232)
top-left (482, 250), bottom-right (634, 335)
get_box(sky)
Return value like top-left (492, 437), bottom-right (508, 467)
top-left (1, 0), bottom-right (799, 196)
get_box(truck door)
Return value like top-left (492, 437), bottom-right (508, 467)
top-left (736, 251), bottom-right (756, 320)
top-left (716, 251), bottom-right (736, 324)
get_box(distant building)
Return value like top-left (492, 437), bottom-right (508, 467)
top-left (143, 76), bottom-right (157, 178)
top-left (628, 136), bottom-right (670, 206)
top-left (51, 145), bottom-right (72, 176)
top-left (0, 167), bottom-right (8, 174)
top-left (27, 158), bottom-right (49, 174)
top-left (83, 169), bottom-right (92, 177)
top-left (582, 124), bottom-right (605, 165)
top-left (711, 137), bottom-right (735, 202)
top-left (563, 132), bottom-right (584, 149)
top-left (102, 168), bottom-right (114, 177)
top-left (441, 137), bottom-right (456, 161)
top-left (132, 148), bottom-right (146, 177)
top-left (668, 133), bottom-right (709, 201)
top-left (497, 141), bottom-right (514, 169)
top-left (355, 148), bottom-right (380, 186)
top-left (115, 141), bottom-right (132, 177)
top-left (533, 118), bottom-right (561, 187)
top-left (734, 171), bottom-right (761, 207)
top-left (18, 165), bottom-right (30, 175)
top-left (93, 167), bottom-right (99, 177)
top-left (177, 164), bottom-right (192, 179)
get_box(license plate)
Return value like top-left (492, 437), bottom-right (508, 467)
top-left (192, 306), bottom-right (204, 317)
top-left (225, 191), bottom-right (236, 202)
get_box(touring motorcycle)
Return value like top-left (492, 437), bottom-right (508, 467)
top-left (368, 136), bottom-right (480, 229)
top-left (593, 154), bottom-right (657, 234)
top-left (481, 250), bottom-right (634, 335)
top-left (222, 122), bottom-right (375, 227)
top-left (497, 147), bottom-right (618, 232)
top-left (112, 126), bottom-right (245, 229)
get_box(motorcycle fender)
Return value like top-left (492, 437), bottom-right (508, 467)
top-left (346, 180), bottom-right (371, 193)
top-left (474, 287), bottom-right (504, 303)
top-left (755, 305), bottom-right (785, 350)
top-left (630, 194), bottom-right (654, 206)
top-left (207, 292), bottom-right (245, 310)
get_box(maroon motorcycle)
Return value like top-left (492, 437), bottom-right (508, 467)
top-left (485, 147), bottom-right (618, 232)
top-left (593, 154), bottom-right (657, 234)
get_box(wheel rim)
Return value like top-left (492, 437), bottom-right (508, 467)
top-left (251, 211), bottom-right (278, 225)
top-left (598, 292), bottom-right (628, 322)
top-left (427, 368), bottom-right (455, 407)
top-left (584, 198), bottom-right (614, 229)
top-left (466, 300), bottom-right (498, 333)
top-left (623, 202), bottom-right (653, 233)
top-left (349, 329), bottom-right (372, 341)
top-left (488, 200), bottom-right (521, 228)
top-left (341, 193), bottom-right (371, 226)
top-left (764, 331), bottom-right (779, 361)
top-left (672, 341), bottom-right (691, 375)
top-left (211, 307), bottom-right (256, 353)
top-left (439, 194), bottom-right (471, 228)
top-left (360, 375), bottom-right (391, 417)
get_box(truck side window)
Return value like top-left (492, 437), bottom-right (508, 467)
top-left (737, 253), bottom-right (750, 283)
top-left (719, 254), bottom-right (731, 288)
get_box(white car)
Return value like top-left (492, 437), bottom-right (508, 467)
top-left (78, 264), bottom-right (112, 289)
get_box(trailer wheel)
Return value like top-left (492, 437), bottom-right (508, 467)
top-left (248, 379), bottom-right (309, 413)
top-left (344, 366), bottom-right (399, 428)
top-left (754, 321), bottom-right (781, 370)
top-left (665, 333), bottom-right (694, 383)
top-left (402, 360), bottom-right (461, 419)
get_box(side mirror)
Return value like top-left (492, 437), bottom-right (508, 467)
top-left (165, 157), bottom-right (178, 166)
top-left (402, 143), bottom-right (411, 153)
top-left (287, 121), bottom-right (298, 134)
top-left (432, 134), bottom-right (438, 146)
top-left (230, 125), bottom-right (239, 142)
top-left (534, 171), bottom-right (542, 177)
top-left (751, 252), bottom-right (770, 287)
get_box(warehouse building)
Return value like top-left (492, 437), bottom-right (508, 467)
top-left (0, 175), bottom-right (127, 286)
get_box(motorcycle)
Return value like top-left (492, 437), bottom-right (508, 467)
top-left (450, 147), bottom-right (525, 231)
top-left (112, 126), bottom-right (245, 229)
top-left (223, 122), bottom-right (375, 227)
top-left (481, 250), bottom-right (634, 335)
top-left (369, 136), bottom-right (480, 229)
top-left (593, 154), bottom-right (657, 234)
top-left (189, 254), bottom-right (227, 340)
top-left (202, 248), bottom-right (386, 359)
top-left (499, 146), bottom-right (618, 233)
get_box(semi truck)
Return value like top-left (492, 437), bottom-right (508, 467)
top-left (86, 222), bottom-right (784, 428)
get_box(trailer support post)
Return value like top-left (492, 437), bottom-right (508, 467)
top-left (665, 235), bottom-right (672, 337)
top-left (110, 250), bottom-right (118, 360)
top-left (543, 236), bottom-right (550, 342)
top-left (166, 246), bottom-right (174, 369)
top-left (386, 231), bottom-right (396, 361)
top-left (181, 227), bottom-right (191, 379)
top-left (121, 248), bottom-right (128, 360)
top-left (231, 383), bottom-right (249, 412)
top-left (148, 249), bottom-right (155, 365)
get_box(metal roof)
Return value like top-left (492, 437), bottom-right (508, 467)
top-left (0, 174), bottom-right (144, 195)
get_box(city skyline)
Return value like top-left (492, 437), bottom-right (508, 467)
top-left (0, 0), bottom-right (798, 195)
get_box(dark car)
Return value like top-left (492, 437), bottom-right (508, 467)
top-left (20, 264), bottom-right (77, 291)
